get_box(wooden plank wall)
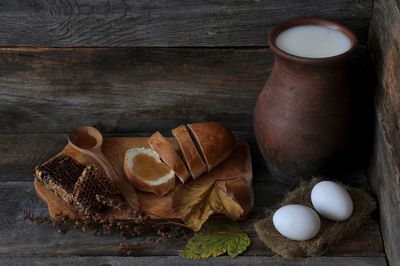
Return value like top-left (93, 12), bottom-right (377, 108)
top-left (368, 0), bottom-right (400, 264)
top-left (0, 0), bottom-right (371, 47)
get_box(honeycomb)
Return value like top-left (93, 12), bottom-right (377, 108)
top-left (72, 165), bottom-right (121, 213)
top-left (35, 155), bottom-right (121, 214)
top-left (35, 155), bottom-right (86, 204)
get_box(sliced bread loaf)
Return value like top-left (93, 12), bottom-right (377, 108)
top-left (148, 131), bottom-right (191, 183)
top-left (172, 125), bottom-right (207, 179)
top-left (187, 122), bottom-right (235, 171)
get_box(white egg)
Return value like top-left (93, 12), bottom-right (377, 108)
top-left (273, 204), bottom-right (321, 241)
top-left (311, 180), bottom-right (353, 221)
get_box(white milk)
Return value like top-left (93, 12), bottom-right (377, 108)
top-left (275, 25), bottom-right (352, 58)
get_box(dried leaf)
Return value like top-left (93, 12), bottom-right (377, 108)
top-left (173, 179), bottom-right (244, 231)
top-left (213, 181), bottom-right (244, 219)
top-left (182, 219), bottom-right (250, 259)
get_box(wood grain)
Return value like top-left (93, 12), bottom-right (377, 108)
top-left (0, 256), bottom-right (387, 266)
top-left (0, 47), bottom-right (272, 134)
top-left (368, 0), bottom-right (400, 264)
top-left (0, 181), bottom-right (384, 258)
top-left (368, 112), bottom-right (400, 265)
top-left (0, 134), bottom-right (67, 181)
top-left (369, 0), bottom-right (400, 163)
top-left (0, 46), bottom-right (369, 136)
top-left (0, 0), bottom-right (372, 47)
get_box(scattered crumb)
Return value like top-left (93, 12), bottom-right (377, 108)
top-left (118, 243), bottom-right (136, 256)
top-left (24, 214), bottom-right (49, 224)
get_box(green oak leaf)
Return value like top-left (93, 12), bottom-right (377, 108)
top-left (181, 219), bottom-right (250, 260)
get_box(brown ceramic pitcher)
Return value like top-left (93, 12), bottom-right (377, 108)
top-left (254, 18), bottom-right (357, 183)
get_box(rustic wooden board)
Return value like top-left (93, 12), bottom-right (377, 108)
top-left (0, 134), bottom-right (68, 181)
top-left (34, 137), bottom-right (253, 220)
top-left (368, 113), bottom-right (400, 265)
top-left (0, 256), bottom-right (387, 266)
top-left (0, 181), bottom-right (384, 258)
top-left (369, 0), bottom-right (400, 163)
top-left (0, 48), bottom-right (272, 134)
top-left (368, 0), bottom-right (400, 264)
top-left (0, 0), bottom-right (372, 47)
top-left (0, 47), bottom-right (370, 136)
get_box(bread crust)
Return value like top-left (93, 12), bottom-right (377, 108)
top-left (172, 125), bottom-right (207, 179)
top-left (148, 131), bottom-right (191, 183)
top-left (123, 148), bottom-right (175, 197)
top-left (187, 122), bottom-right (235, 171)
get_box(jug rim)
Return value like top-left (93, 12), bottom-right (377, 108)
top-left (268, 18), bottom-right (358, 64)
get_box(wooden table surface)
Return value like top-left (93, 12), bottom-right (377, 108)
top-left (0, 138), bottom-right (386, 265)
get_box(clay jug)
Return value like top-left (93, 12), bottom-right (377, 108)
top-left (253, 18), bottom-right (357, 183)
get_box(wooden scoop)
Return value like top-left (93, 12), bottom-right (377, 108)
top-left (68, 126), bottom-right (140, 210)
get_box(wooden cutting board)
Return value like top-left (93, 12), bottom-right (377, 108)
top-left (34, 137), bottom-right (253, 221)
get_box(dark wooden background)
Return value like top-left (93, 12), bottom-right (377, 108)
top-left (0, 0), bottom-right (392, 265)
top-left (0, 0), bottom-right (371, 47)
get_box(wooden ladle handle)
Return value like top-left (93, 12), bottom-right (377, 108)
top-left (68, 126), bottom-right (140, 210)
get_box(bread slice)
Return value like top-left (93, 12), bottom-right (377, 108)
top-left (148, 131), bottom-right (191, 183)
top-left (124, 147), bottom-right (175, 197)
top-left (187, 122), bottom-right (235, 171)
top-left (172, 125), bottom-right (207, 179)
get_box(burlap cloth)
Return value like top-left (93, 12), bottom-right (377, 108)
top-left (254, 178), bottom-right (376, 258)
